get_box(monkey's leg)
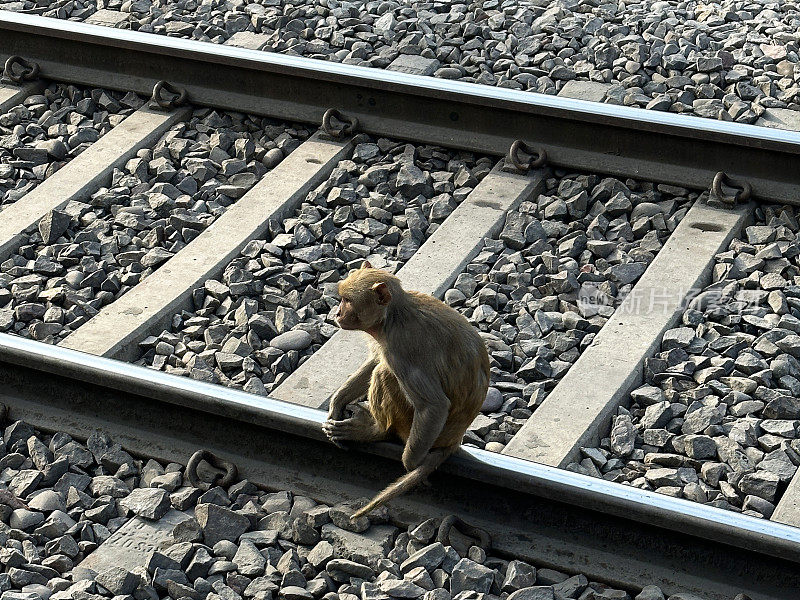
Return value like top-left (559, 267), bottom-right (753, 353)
top-left (327, 357), bottom-right (378, 421)
top-left (322, 403), bottom-right (389, 444)
top-left (325, 363), bottom-right (400, 445)
top-left (402, 404), bottom-right (450, 471)
top-left (391, 371), bottom-right (451, 471)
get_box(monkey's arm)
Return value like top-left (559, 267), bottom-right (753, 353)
top-left (328, 357), bottom-right (378, 420)
top-left (396, 367), bottom-right (451, 471)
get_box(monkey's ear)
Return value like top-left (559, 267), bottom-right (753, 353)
top-left (372, 282), bottom-right (392, 305)
top-left (361, 260), bottom-right (372, 270)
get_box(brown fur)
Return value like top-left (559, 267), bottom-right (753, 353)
top-left (322, 262), bottom-right (490, 517)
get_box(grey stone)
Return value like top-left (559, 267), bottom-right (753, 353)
top-left (86, 9), bottom-right (130, 26)
top-left (641, 402), bottom-right (673, 430)
top-left (321, 524), bottom-right (397, 569)
top-left (153, 567), bottom-right (190, 590)
top-left (233, 540), bottom-right (267, 576)
top-left (280, 586), bottom-right (313, 600)
top-left (307, 541), bottom-right (334, 568)
top-left (195, 503), bottom-right (250, 547)
top-left (481, 388), bottom-right (503, 412)
top-left (270, 331), bottom-right (312, 352)
top-left (329, 501), bottom-right (370, 533)
top-left (378, 579), bottom-right (425, 598)
top-left (506, 588), bottom-right (554, 600)
top-left (95, 566), bottom-right (138, 595)
top-left (239, 529), bottom-right (278, 547)
top-left (244, 577), bottom-right (279, 597)
top-left (449, 559), bottom-right (494, 595)
top-left (738, 471), bottom-right (780, 502)
top-left (9, 470), bottom-right (42, 497)
top-left (644, 468), bottom-right (681, 488)
top-left (552, 574), bottom-right (588, 599)
top-left (635, 585), bottom-right (665, 600)
top-left (186, 547), bottom-right (214, 580)
top-left (758, 450), bottom-right (797, 481)
top-left (682, 406), bottom-right (722, 435)
top-left (630, 386), bottom-right (665, 405)
top-left (27, 437), bottom-right (53, 470)
top-left (224, 31), bottom-right (270, 51)
top-left (38, 210), bottom-right (71, 245)
top-left (557, 81), bottom-right (612, 103)
top-left (325, 559), bottom-right (374, 582)
top-left (395, 164), bottom-right (430, 197)
top-left (501, 560), bottom-right (536, 592)
top-left (120, 488), bottom-right (170, 520)
top-left (387, 55), bottom-right (440, 77)
top-left (10, 509), bottom-right (45, 530)
top-left (90, 476), bottom-right (130, 498)
top-left (742, 495), bottom-right (776, 518)
top-left (401, 543), bottom-right (446, 573)
top-left (683, 435), bottom-right (717, 460)
top-left (28, 490), bottom-right (66, 512)
top-left (610, 414), bottom-right (636, 456)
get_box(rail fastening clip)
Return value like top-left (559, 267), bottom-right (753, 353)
top-left (506, 140), bottom-right (547, 172)
top-left (437, 514), bottom-right (491, 553)
top-left (186, 449), bottom-right (239, 491)
top-left (322, 108), bottom-right (359, 138)
top-left (711, 171), bottom-right (752, 206)
top-left (3, 56), bottom-right (40, 83)
top-left (150, 80), bottom-right (188, 111)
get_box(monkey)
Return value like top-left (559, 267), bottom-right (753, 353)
top-left (322, 261), bottom-right (489, 518)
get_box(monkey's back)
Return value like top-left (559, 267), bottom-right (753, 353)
top-left (395, 291), bottom-right (489, 447)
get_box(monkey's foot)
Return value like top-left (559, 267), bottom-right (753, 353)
top-left (320, 420), bottom-right (346, 449)
top-left (322, 417), bottom-right (362, 444)
top-left (323, 414), bottom-right (386, 445)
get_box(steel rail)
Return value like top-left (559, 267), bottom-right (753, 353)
top-left (1, 11), bottom-right (800, 204)
top-left (0, 333), bottom-right (798, 600)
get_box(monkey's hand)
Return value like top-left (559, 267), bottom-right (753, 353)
top-left (322, 419), bottom-right (349, 449)
top-left (328, 390), bottom-right (360, 421)
top-left (323, 403), bottom-right (386, 448)
top-left (327, 396), bottom-right (344, 422)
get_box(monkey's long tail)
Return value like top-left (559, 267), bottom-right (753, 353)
top-left (351, 445), bottom-right (457, 519)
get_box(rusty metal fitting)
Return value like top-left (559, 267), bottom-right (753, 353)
top-left (322, 108), bottom-right (358, 138)
top-left (3, 56), bottom-right (40, 83)
top-left (712, 171), bottom-right (751, 205)
top-left (150, 80), bottom-right (188, 111)
top-left (507, 139), bottom-right (547, 171)
top-left (186, 449), bottom-right (238, 491)
top-left (437, 514), bottom-right (491, 551)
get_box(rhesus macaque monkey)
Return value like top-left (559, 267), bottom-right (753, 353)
top-left (322, 261), bottom-right (489, 518)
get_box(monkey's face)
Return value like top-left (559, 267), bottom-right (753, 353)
top-left (335, 290), bottom-right (386, 331)
top-left (335, 295), bottom-right (362, 330)
top-left (335, 270), bottom-right (391, 332)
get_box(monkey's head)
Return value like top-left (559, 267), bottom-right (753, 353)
top-left (336, 261), bottom-right (400, 332)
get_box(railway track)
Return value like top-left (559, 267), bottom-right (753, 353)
top-left (1, 11), bottom-right (800, 600)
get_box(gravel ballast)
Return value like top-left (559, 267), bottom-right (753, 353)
top-left (1, 0), bottom-right (798, 124)
top-left (573, 203), bottom-right (800, 519)
top-left (0, 108), bottom-right (309, 344)
top-left (137, 136), bottom-right (492, 395)
top-left (444, 171), bottom-right (694, 453)
top-left (0, 418), bottom-right (145, 581)
top-left (0, 415), bottom-right (706, 600)
top-left (0, 83), bottom-right (140, 209)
